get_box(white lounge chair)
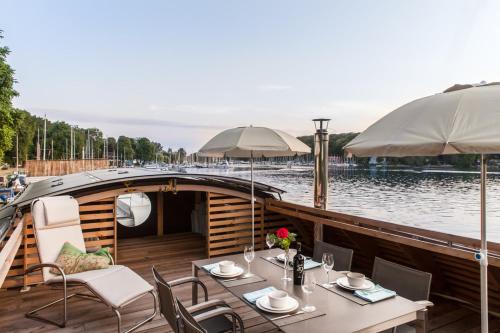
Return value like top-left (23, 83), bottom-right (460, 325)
top-left (24, 196), bottom-right (157, 332)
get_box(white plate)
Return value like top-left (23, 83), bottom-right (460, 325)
top-left (256, 296), bottom-right (299, 313)
top-left (336, 276), bottom-right (375, 291)
top-left (210, 266), bottom-right (244, 278)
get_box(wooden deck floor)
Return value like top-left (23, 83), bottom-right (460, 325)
top-left (0, 233), bottom-right (498, 333)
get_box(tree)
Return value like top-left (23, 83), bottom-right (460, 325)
top-left (134, 137), bottom-right (155, 162)
top-left (118, 136), bottom-right (135, 161)
top-left (0, 31), bottom-right (18, 163)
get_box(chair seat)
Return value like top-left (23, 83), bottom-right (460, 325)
top-left (47, 265), bottom-right (125, 284)
top-left (198, 314), bottom-right (234, 333)
top-left (48, 265), bottom-right (153, 309)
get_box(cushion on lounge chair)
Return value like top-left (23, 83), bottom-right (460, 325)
top-left (50, 242), bottom-right (112, 275)
top-left (38, 196), bottom-right (81, 229)
top-left (32, 196), bottom-right (86, 281)
top-left (48, 265), bottom-right (154, 309)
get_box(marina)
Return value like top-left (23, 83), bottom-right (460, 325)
top-left (1, 2), bottom-right (500, 332)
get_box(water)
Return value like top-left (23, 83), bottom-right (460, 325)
top-left (184, 166), bottom-right (500, 242)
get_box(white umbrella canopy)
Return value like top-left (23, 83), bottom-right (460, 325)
top-left (344, 83), bottom-right (500, 157)
top-left (344, 82), bottom-right (500, 333)
top-left (199, 126), bottom-right (311, 158)
top-left (199, 126), bottom-right (310, 263)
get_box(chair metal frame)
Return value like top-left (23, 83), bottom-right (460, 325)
top-left (176, 298), bottom-right (245, 333)
top-left (24, 198), bottom-right (158, 333)
top-left (153, 266), bottom-right (244, 333)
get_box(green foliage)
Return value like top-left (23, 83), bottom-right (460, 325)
top-left (268, 232), bottom-right (297, 251)
top-left (0, 30), bottom-right (18, 163)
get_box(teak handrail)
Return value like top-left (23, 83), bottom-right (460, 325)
top-left (265, 198), bottom-right (500, 264)
top-left (0, 219), bottom-right (23, 288)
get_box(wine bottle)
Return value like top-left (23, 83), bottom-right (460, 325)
top-left (293, 242), bottom-right (305, 285)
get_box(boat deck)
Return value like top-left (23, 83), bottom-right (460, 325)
top-left (0, 233), bottom-right (498, 333)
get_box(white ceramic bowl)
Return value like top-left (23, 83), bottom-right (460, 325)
top-left (268, 290), bottom-right (288, 308)
top-left (219, 260), bottom-right (235, 274)
top-left (347, 272), bottom-right (365, 287)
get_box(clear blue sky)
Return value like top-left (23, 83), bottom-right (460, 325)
top-left (1, 0), bottom-right (499, 152)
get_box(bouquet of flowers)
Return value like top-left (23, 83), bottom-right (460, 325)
top-left (268, 227), bottom-right (297, 251)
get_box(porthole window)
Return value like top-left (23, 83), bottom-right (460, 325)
top-left (117, 193), bottom-right (152, 227)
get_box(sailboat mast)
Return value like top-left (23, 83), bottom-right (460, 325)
top-left (43, 115), bottom-right (47, 161)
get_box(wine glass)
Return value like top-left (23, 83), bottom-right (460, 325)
top-left (322, 253), bottom-right (334, 287)
top-left (301, 271), bottom-right (317, 312)
top-left (244, 245), bottom-right (255, 277)
top-left (265, 234), bottom-right (275, 258)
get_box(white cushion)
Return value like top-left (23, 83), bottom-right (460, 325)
top-left (49, 265), bottom-right (153, 308)
top-left (47, 265), bottom-right (124, 284)
top-left (36, 196), bottom-right (80, 229)
top-left (32, 197), bottom-right (86, 281)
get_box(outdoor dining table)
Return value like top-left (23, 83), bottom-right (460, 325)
top-left (192, 248), bottom-right (427, 333)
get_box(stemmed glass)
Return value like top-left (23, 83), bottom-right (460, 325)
top-left (301, 271), bottom-right (317, 312)
top-left (322, 253), bottom-right (334, 287)
top-left (244, 245), bottom-right (255, 277)
top-left (265, 234), bottom-right (275, 258)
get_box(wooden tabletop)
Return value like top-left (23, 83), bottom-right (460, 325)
top-left (192, 248), bottom-right (426, 333)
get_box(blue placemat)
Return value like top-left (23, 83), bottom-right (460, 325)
top-left (304, 259), bottom-right (322, 270)
top-left (202, 262), bottom-right (219, 272)
top-left (243, 286), bottom-right (277, 304)
top-left (354, 285), bottom-right (396, 303)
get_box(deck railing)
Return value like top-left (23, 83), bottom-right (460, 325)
top-left (265, 198), bottom-right (500, 266)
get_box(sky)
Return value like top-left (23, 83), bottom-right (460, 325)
top-left (1, 0), bottom-right (500, 152)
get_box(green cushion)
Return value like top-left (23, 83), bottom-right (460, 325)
top-left (50, 242), bottom-right (112, 275)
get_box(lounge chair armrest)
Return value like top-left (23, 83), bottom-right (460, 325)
top-left (25, 262), bottom-right (66, 280)
top-left (415, 300), bottom-right (434, 307)
top-left (187, 299), bottom-right (229, 313)
top-left (170, 276), bottom-right (209, 302)
top-left (193, 307), bottom-right (244, 332)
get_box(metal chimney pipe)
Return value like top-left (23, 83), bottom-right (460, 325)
top-left (313, 118), bottom-right (330, 241)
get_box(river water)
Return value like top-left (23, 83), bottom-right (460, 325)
top-left (184, 166), bottom-right (500, 242)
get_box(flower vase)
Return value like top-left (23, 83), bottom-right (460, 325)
top-left (282, 249), bottom-right (292, 281)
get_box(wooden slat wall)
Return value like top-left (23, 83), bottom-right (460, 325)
top-left (24, 159), bottom-right (109, 177)
top-left (207, 193), bottom-right (300, 258)
top-left (1, 197), bottom-right (117, 289)
top-left (207, 192), bottom-right (264, 257)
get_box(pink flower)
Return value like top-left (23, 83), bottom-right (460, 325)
top-left (276, 227), bottom-right (289, 239)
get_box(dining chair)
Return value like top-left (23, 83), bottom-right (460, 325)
top-left (312, 240), bottom-right (354, 271)
top-left (152, 266), bottom-right (243, 333)
top-left (372, 257), bottom-right (433, 333)
top-left (176, 298), bottom-right (245, 333)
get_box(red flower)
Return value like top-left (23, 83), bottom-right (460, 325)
top-left (276, 227), bottom-right (289, 239)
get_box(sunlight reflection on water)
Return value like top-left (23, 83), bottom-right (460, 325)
top-left (185, 166), bottom-right (500, 242)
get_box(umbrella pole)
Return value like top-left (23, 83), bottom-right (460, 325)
top-left (251, 151), bottom-right (254, 249)
top-left (480, 154), bottom-right (489, 333)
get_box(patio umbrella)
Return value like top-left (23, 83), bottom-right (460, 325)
top-left (344, 82), bottom-right (500, 333)
top-left (198, 126), bottom-right (311, 248)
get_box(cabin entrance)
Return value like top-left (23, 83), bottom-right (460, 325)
top-left (116, 191), bottom-right (207, 239)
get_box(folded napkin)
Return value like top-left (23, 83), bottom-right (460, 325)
top-left (202, 262), bottom-right (219, 272)
top-left (354, 285), bottom-right (396, 303)
top-left (304, 259), bottom-right (322, 270)
top-left (243, 286), bottom-right (277, 304)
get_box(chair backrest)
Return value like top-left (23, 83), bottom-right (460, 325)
top-left (313, 240), bottom-right (354, 271)
top-left (152, 266), bottom-right (181, 332)
top-left (31, 196), bottom-right (84, 281)
top-left (372, 257), bottom-right (432, 301)
top-left (176, 298), bottom-right (207, 333)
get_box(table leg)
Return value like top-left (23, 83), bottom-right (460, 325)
top-left (415, 309), bottom-right (428, 333)
top-left (192, 264), bottom-right (199, 305)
